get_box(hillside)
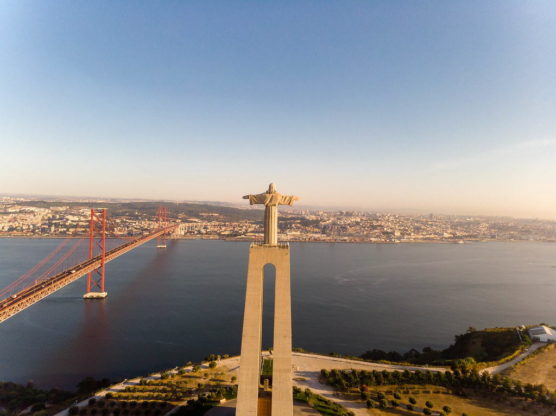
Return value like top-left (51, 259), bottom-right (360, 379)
top-left (21, 200), bottom-right (262, 222)
top-left (360, 327), bottom-right (526, 365)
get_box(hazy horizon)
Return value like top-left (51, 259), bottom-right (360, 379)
top-left (3, 191), bottom-right (556, 222)
top-left (1, 1), bottom-right (555, 219)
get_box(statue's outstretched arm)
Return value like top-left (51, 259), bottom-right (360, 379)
top-left (279, 195), bottom-right (300, 206)
top-left (243, 193), bottom-right (269, 205)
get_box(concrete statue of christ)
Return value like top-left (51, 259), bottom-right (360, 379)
top-left (243, 183), bottom-right (299, 246)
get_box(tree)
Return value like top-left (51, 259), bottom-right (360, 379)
top-left (451, 357), bottom-right (477, 373)
top-left (31, 403), bottom-right (46, 412)
top-left (78, 378), bottom-right (97, 394)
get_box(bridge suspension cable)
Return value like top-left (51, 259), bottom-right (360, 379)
top-left (0, 206), bottom-right (178, 324)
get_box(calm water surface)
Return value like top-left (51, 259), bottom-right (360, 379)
top-left (1, 239), bottom-right (555, 389)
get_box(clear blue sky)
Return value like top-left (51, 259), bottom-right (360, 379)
top-left (1, 1), bottom-right (555, 218)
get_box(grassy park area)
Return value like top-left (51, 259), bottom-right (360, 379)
top-left (322, 368), bottom-right (556, 416)
top-left (353, 384), bottom-right (552, 416)
top-left (293, 387), bottom-right (354, 416)
top-left (68, 362), bottom-right (237, 416)
top-left (502, 344), bottom-right (556, 391)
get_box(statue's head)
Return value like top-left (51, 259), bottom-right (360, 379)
top-left (268, 183), bottom-right (277, 193)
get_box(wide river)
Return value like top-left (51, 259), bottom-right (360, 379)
top-left (1, 239), bottom-right (555, 389)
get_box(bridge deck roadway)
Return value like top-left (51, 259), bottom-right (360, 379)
top-left (0, 225), bottom-right (177, 323)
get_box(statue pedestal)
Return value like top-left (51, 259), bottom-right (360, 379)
top-left (236, 244), bottom-right (293, 416)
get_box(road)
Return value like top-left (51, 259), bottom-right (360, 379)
top-left (482, 342), bottom-right (545, 374)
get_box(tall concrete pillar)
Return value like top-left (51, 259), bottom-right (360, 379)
top-left (238, 184), bottom-right (298, 416)
top-left (236, 244), bottom-right (293, 416)
top-left (270, 246), bottom-right (293, 416)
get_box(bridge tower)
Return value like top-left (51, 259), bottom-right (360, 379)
top-left (156, 206), bottom-right (169, 248)
top-left (83, 208), bottom-right (108, 299)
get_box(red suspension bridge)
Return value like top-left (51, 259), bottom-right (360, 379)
top-left (0, 207), bottom-right (177, 323)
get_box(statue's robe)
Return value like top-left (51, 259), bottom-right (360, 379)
top-left (245, 192), bottom-right (298, 207)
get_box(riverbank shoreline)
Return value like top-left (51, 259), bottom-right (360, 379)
top-left (1, 234), bottom-right (555, 244)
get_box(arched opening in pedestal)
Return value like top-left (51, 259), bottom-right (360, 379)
top-left (260, 263), bottom-right (276, 403)
top-left (261, 263), bottom-right (276, 351)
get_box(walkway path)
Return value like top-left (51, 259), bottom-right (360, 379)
top-left (482, 342), bottom-right (544, 374)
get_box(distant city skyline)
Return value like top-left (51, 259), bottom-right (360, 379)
top-left (2, 192), bottom-right (555, 222)
top-left (1, 1), bottom-right (555, 219)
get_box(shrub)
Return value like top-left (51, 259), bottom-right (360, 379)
top-left (443, 405), bottom-right (452, 414)
top-left (409, 397), bottom-right (417, 405)
top-left (209, 361), bottom-right (217, 369)
top-left (425, 400), bottom-right (433, 409)
top-left (393, 392), bottom-right (401, 400)
top-left (407, 404), bottom-right (414, 411)
top-left (31, 403), bottom-right (46, 412)
top-left (423, 409), bottom-right (432, 415)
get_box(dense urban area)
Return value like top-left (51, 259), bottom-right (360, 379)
top-left (1, 196), bottom-right (556, 243)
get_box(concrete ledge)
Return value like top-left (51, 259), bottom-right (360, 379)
top-left (250, 242), bottom-right (289, 249)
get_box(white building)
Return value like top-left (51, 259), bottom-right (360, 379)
top-left (528, 325), bottom-right (556, 343)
